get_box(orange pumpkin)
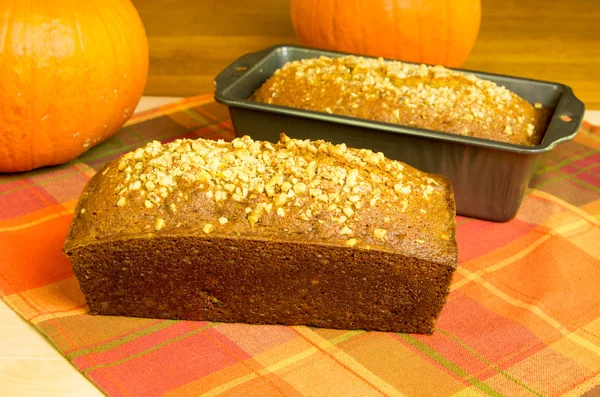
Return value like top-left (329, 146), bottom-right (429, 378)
top-left (0, 0), bottom-right (148, 172)
top-left (290, 0), bottom-right (481, 68)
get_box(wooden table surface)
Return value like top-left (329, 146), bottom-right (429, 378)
top-left (133, 0), bottom-right (600, 109)
top-left (2, 0), bottom-right (600, 395)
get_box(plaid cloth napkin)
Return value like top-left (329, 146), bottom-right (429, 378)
top-left (1, 95), bottom-right (599, 397)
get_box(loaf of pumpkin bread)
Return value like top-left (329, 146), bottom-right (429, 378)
top-left (63, 134), bottom-right (457, 334)
top-left (252, 56), bottom-right (544, 146)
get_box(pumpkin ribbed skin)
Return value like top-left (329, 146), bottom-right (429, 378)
top-left (0, 0), bottom-right (148, 172)
top-left (290, 0), bottom-right (481, 68)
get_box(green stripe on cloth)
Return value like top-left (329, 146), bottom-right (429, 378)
top-left (533, 149), bottom-right (597, 174)
top-left (532, 165), bottom-right (600, 194)
top-left (66, 320), bottom-right (177, 360)
top-left (82, 322), bottom-right (219, 374)
top-left (398, 334), bottom-right (504, 397)
top-left (435, 328), bottom-right (546, 397)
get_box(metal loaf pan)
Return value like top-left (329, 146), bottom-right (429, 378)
top-left (214, 45), bottom-right (584, 222)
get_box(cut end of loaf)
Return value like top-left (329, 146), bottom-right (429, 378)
top-left (68, 234), bottom-right (455, 334)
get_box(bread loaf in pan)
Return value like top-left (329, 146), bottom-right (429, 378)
top-left (63, 134), bottom-right (457, 334)
top-left (252, 56), bottom-right (545, 146)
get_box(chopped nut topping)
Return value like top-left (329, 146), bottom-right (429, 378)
top-left (281, 181), bottom-right (292, 193)
top-left (248, 215), bottom-right (259, 226)
top-left (110, 134), bottom-right (447, 248)
top-left (133, 148), bottom-right (145, 160)
top-left (293, 182), bottom-right (307, 194)
top-left (365, 153), bottom-right (379, 165)
top-left (373, 228), bottom-right (387, 240)
top-left (224, 183), bottom-right (236, 192)
top-left (275, 193), bottom-right (287, 206)
top-left (346, 238), bottom-right (358, 247)
top-left (400, 198), bottom-right (409, 212)
top-left (343, 207), bottom-right (354, 217)
top-left (316, 194), bottom-right (329, 202)
top-left (340, 226), bottom-right (353, 235)
top-left (346, 169), bottom-right (359, 187)
top-left (309, 188), bottom-right (322, 197)
top-left (155, 218), bottom-right (165, 231)
top-left (80, 208), bottom-right (86, 214)
top-left (215, 191), bottom-right (227, 202)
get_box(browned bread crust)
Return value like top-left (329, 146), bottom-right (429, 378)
top-left (64, 134), bottom-right (457, 334)
top-left (252, 56), bottom-right (544, 146)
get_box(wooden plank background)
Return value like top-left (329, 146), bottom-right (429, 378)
top-left (131, 0), bottom-right (600, 109)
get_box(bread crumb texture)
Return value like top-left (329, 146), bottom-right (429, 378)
top-left (252, 56), bottom-right (542, 146)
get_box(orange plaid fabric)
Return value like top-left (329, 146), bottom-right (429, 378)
top-left (1, 95), bottom-right (600, 396)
